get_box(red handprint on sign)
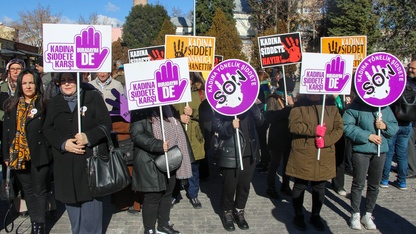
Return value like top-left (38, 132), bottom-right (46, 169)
top-left (280, 37), bottom-right (302, 63)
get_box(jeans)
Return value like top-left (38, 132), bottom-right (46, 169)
top-left (382, 124), bottom-right (412, 183)
top-left (186, 162), bottom-right (200, 199)
top-left (407, 126), bottom-right (416, 176)
top-left (350, 152), bottom-right (385, 213)
top-left (66, 198), bottom-right (103, 234)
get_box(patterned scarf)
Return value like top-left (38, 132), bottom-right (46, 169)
top-left (152, 106), bottom-right (192, 179)
top-left (9, 96), bottom-right (37, 170)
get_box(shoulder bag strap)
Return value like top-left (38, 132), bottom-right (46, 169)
top-left (97, 125), bottom-right (114, 150)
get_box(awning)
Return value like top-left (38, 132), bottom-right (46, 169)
top-left (0, 49), bottom-right (25, 56)
top-left (18, 49), bottom-right (42, 57)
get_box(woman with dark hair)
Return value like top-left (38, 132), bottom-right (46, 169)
top-left (2, 68), bottom-right (51, 233)
top-left (43, 72), bottom-right (111, 234)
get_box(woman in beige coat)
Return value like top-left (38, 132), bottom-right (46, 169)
top-left (286, 94), bottom-right (343, 231)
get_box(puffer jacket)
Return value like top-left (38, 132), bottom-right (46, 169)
top-left (285, 96), bottom-right (343, 181)
top-left (343, 98), bottom-right (398, 154)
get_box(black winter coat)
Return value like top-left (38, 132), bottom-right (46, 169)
top-left (130, 107), bottom-right (194, 192)
top-left (43, 88), bottom-right (112, 204)
top-left (212, 104), bottom-right (264, 168)
top-left (2, 99), bottom-right (52, 167)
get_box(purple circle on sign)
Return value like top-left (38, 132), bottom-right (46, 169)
top-left (355, 52), bottom-right (406, 107)
top-left (205, 59), bottom-right (259, 116)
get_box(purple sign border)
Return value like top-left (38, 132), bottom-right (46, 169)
top-left (205, 59), bottom-right (259, 116)
top-left (355, 52), bottom-right (406, 107)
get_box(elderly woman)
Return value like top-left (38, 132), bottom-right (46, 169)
top-left (43, 72), bottom-right (111, 234)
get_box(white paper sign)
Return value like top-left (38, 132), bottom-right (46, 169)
top-left (300, 53), bottom-right (354, 95)
top-left (43, 24), bottom-right (112, 72)
top-left (124, 57), bottom-right (192, 110)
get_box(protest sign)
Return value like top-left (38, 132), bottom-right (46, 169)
top-left (355, 52), bottom-right (406, 107)
top-left (258, 32), bottom-right (302, 68)
top-left (300, 53), bottom-right (354, 95)
top-left (214, 55), bottom-right (223, 67)
top-left (43, 24), bottom-right (112, 72)
top-left (205, 59), bottom-right (259, 116)
top-left (165, 35), bottom-right (215, 72)
top-left (128, 45), bottom-right (165, 63)
top-left (124, 57), bottom-right (192, 111)
top-left (321, 36), bottom-right (367, 68)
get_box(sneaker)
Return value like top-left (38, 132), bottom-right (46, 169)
top-left (293, 215), bottom-right (306, 231)
top-left (267, 187), bottom-right (280, 199)
top-left (360, 212), bottom-right (376, 230)
top-left (379, 180), bottom-right (389, 188)
top-left (156, 224), bottom-right (180, 234)
top-left (221, 210), bottom-right (235, 231)
top-left (144, 229), bottom-right (155, 234)
top-left (309, 214), bottom-right (325, 231)
top-left (393, 180), bottom-right (407, 190)
top-left (336, 188), bottom-right (347, 196)
top-left (349, 213), bottom-right (361, 230)
top-left (232, 209), bottom-right (249, 230)
top-left (190, 198), bottom-right (202, 209)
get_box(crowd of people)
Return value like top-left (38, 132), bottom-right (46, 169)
top-left (0, 57), bottom-right (415, 234)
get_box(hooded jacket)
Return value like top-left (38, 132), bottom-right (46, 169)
top-left (285, 96), bottom-right (343, 181)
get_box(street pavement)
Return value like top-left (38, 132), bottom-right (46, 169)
top-left (1, 161), bottom-right (416, 234)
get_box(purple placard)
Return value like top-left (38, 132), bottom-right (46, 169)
top-left (205, 59), bottom-right (259, 116)
top-left (355, 52), bottom-right (406, 107)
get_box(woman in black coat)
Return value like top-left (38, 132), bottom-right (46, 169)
top-left (130, 106), bottom-right (193, 234)
top-left (43, 72), bottom-right (111, 234)
top-left (212, 104), bottom-right (264, 231)
top-left (2, 69), bottom-right (52, 233)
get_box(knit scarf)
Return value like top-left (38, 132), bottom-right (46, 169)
top-left (9, 96), bottom-right (37, 170)
top-left (151, 106), bottom-right (192, 179)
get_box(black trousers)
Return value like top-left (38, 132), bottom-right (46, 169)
top-left (15, 162), bottom-right (50, 223)
top-left (267, 146), bottom-right (290, 188)
top-left (332, 136), bottom-right (346, 190)
top-left (221, 156), bottom-right (256, 211)
top-left (142, 175), bottom-right (176, 230)
top-left (292, 178), bottom-right (326, 216)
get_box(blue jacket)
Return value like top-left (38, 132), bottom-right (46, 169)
top-left (343, 98), bottom-right (399, 154)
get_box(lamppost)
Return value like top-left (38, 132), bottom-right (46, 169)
top-left (193, 0), bottom-right (196, 36)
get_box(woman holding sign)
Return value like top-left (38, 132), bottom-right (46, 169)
top-left (130, 106), bottom-right (193, 234)
top-left (343, 96), bottom-right (398, 230)
top-left (212, 104), bottom-right (264, 231)
top-left (286, 94), bottom-right (343, 231)
top-left (43, 72), bottom-right (112, 234)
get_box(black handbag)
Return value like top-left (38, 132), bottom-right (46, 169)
top-left (395, 86), bottom-right (416, 122)
top-left (86, 125), bottom-right (132, 197)
top-left (154, 146), bottom-right (183, 172)
top-left (0, 167), bottom-right (15, 201)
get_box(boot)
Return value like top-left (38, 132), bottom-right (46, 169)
top-left (36, 223), bottom-right (45, 234)
top-left (31, 222), bottom-right (38, 234)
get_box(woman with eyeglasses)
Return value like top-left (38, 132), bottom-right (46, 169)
top-left (2, 68), bottom-right (52, 233)
top-left (43, 72), bottom-right (111, 234)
